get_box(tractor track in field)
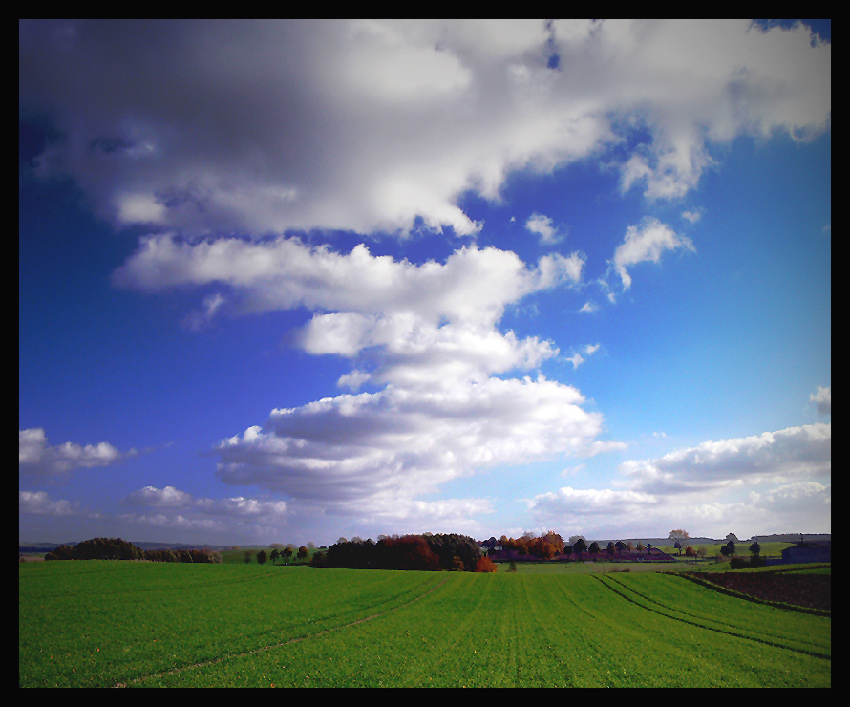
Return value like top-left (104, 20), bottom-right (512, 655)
top-left (590, 574), bottom-right (830, 661)
top-left (112, 575), bottom-right (450, 687)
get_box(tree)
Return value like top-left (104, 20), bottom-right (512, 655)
top-left (269, 547), bottom-right (280, 565)
top-left (749, 541), bottom-right (761, 558)
top-left (297, 546), bottom-right (309, 561)
top-left (244, 550), bottom-right (252, 564)
top-left (475, 556), bottom-right (498, 572)
top-left (669, 529), bottom-right (690, 542)
top-left (573, 537), bottom-right (587, 561)
top-left (588, 542), bottom-right (600, 560)
top-left (281, 546), bottom-right (293, 563)
top-left (257, 549), bottom-right (268, 565)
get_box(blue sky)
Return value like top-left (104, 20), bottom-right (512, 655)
top-left (19, 20), bottom-right (830, 546)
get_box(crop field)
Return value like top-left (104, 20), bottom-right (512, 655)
top-left (19, 561), bottom-right (830, 688)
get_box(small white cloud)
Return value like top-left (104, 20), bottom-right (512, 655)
top-left (810, 385), bottom-right (831, 416)
top-left (611, 218), bottom-right (695, 289)
top-left (525, 212), bottom-right (561, 244)
top-left (126, 485), bottom-right (193, 508)
top-left (681, 207), bottom-right (704, 224)
top-left (566, 353), bottom-right (584, 369)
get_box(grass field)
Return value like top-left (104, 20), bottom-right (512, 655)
top-left (19, 560), bottom-right (830, 688)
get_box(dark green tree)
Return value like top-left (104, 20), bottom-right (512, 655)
top-left (257, 549), bottom-right (268, 565)
top-left (573, 537), bottom-right (587, 561)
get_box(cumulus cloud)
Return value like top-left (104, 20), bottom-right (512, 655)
top-left (214, 375), bottom-right (624, 515)
top-left (528, 410), bottom-right (831, 538)
top-left (621, 422), bottom-right (830, 494)
top-left (20, 20), bottom-right (830, 238)
top-left (19, 490), bottom-right (76, 516)
top-left (113, 236), bottom-right (583, 324)
top-left (525, 212), bottom-right (561, 244)
top-left (19, 428), bottom-right (129, 477)
top-left (114, 235), bottom-right (584, 388)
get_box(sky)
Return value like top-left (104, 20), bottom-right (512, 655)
top-left (19, 19), bottom-right (831, 547)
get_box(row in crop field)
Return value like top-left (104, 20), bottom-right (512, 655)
top-left (19, 560), bottom-right (830, 688)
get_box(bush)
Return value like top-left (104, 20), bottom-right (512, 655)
top-left (731, 555), bottom-right (767, 569)
top-left (475, 556), bottom-right (498, 572)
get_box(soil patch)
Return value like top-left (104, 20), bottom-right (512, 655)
top-left (687, 569), bottom-right (830, 612)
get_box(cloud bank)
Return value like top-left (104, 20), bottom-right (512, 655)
top-left (20, 19), bottom-right (830, 238)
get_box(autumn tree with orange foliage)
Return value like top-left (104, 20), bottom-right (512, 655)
top-left (476, 556), bottom-right (498, 572)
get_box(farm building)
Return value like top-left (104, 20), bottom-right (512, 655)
top-left (780, 541), bottom-right (830, 565)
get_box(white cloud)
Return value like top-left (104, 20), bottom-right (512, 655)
top-left (810, 385), bottom-right (831, 416)
top-left (681, 207), bottom-right (704, 224)
top-left (621, 422), bottom-right (830, 494)
top-left (114, 237), bottom-right (583, 327)
top-left (19, 428), bottom-right (126, 477)
top-left (114, 235), bottom-right (583, 389)
top-left (530, 486), bottom-right (658, 517)
top-left (525, 212), bottom-right (561, 244)
top-left (20, 20), bottom-right (830, 238)
top-left (19, 490), bottom-right (76, 516)
top-left (126, 485), bottom-right (193, 508)
top-left (611, 218), bottom-right (694, 289)
top-left (214, 375), bottom-right (624, 517)
top-left (119, 485), bottom-right (288, 536)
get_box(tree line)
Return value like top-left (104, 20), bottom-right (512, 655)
top-left (307, 533), bottom-right (492, 572)
top-left (44, 537), bottom-right (222, 563)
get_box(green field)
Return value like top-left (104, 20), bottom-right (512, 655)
top-left (19, 560), bottom-right (830, 688)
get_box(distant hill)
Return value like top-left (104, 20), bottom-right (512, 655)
top-left (19, 540), bottom-right (236, 554)
top-left (750, 533), bottom-right (831, 544)
top-left (582, 534), bottom-right (830, 547)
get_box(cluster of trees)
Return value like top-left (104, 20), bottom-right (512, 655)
top-left (249, 546), bottom-right (310, 565)
top-left (44, 537), bottom-right (222, 564)
top-left (309, 533), bottom-right (483, 572)
top-left (495, 531), bottom-right (565, 559)
top-left (488, 532), bottom-right (679, 562)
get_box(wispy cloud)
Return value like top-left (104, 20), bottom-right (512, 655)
top-left (610, 218), bottom-right (695, 290)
